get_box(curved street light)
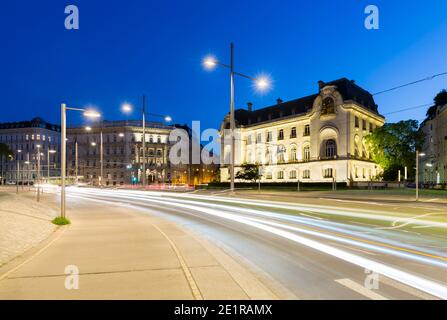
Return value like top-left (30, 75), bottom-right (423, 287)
top-left (203, 43), bottom-right (272, 192)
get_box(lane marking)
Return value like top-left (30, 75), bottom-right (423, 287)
top-left (380, 277), bottom-right (438, 300)
top-left (149, 222), bottom-right (204, 300)
top-left (335, 278), bottom-right (388, 300)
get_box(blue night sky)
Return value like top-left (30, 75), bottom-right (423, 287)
top-left (1, 0), bottom-right (447, 130)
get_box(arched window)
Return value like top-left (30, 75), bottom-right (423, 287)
top-left (325, 139), bottom-right (337, 158)
top-left (303, 146), bottom-right (310, 162)
top-left (290, 147), bottom-right (297, 162)
top-left (277, 145), bottom-right (286, 163)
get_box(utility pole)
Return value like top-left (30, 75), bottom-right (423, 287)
top-left (75, 140), bottom-right (78, 184)
top-left (142, 95), bottom-right (147, 188)
top-left (229, 43), bottom-right (235, 193)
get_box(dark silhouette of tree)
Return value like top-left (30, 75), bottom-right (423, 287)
top-left (235, 163), bottom-right (262, 183)
top-left (365, 120), bottom-right (424, 181)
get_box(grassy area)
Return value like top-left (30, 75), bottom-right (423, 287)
top-left (52, 216), bottom-right (71, 226)
top-left (332, 188), bottom-right (447, 198)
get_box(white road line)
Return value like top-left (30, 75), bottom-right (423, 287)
top-left (335, 278), bottom-right (388, 300)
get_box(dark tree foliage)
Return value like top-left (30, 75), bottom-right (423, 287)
top-left (235, 163), bottom-right (262, 182)
top-left (365, 120), bottom-right (424, 181)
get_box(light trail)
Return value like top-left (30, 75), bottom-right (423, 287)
top-left (66, 187), bottom-right (447, 299)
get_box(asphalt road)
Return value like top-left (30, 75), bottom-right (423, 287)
top-left (66, 187), bottom-right (447, 300)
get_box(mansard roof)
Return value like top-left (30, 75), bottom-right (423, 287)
top-left (232, 78), bottom-right (380, 126)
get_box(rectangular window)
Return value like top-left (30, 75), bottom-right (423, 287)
top-left (277, 171), bottom-right (284, 179)
top-left (303, 170), bottom-right (310, 179)
top-left (304, 125), bottom-right (310, 136)
top-left (278, 129), bottom-right (284, 140)
top-left (289, 170), bottom-right (297, 179)
top-left (267, 131), bottom-right (272, 142)
top-left (362, 120), bottom-right (367, 131)
top-left (266, 172), bottom-right (272, 180)
top-left (355, 117), bottom-right (359, 128)
top-left (247, 135), bottom-right (252, 145)
top-left (324, 168), bottom-right (333, 178)
top-left (257, 133), bottom-right (262, 143)
top-left (290, 127), bottom-right (297, 138)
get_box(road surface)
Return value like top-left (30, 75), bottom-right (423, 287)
top-left (63, 187), bottom-right (447, 300)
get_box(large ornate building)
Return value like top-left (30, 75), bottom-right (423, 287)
top-left (67, 120), bottom-right (217, 186)
top-left (0, 118), bottom-right (61, 184)
top-left (220, 78), bottom-right (385, 184)
top-left (420, 102), bottom-right (447, 185)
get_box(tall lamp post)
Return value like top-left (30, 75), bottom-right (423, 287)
top-left (416, 151), bottom-right (426, 201)
top-left (47, 149), bottom-right (56, 181)
top-left (203, 43), bottom-right (271, 192)
top-left (85, 126), bottom-right (103, 187)
top-left (121, 100), bottom-right (171, 187)
top-left (60, 103), bottom-right (101, 219)
top-left (36, 145), bottom-right (42, 202)
top-left (16, 149), bottom-right (22, 194)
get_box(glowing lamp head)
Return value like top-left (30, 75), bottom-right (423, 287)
top-left (84, 110), bottom-right (101, 119)
top-left (49, 150), bottom-right (56, 154)
top-left (91, 142), bottom-right (97, 147)
top-left (119, 133), bottom-right (125, 137)
top-left (203, 56), bottom-right (218, 70)
top-left (164, 115), bottom-right (172, 123)
top-left (254, 75), bottom-right (271, 93)
top-left (85, 126), bottom-right (92, 132)
top-left (121, 103), bottom-right (133, 114)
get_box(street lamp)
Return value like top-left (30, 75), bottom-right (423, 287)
top-left (416, 151), bottom-right (426, 201)
top-left (47, 149), bottom-right (56, 181)
top-left (36, 145), bottom-right (42, 202)
top-left (16, 149), bottom-right (22, 194)
top-left (86, 126), bottom-right (103, 187)
top-left (203, 43), bottom-right (271, 192)
top-left (60, 103), bottom-right (101, 219)
top-left (121, 100), bottom-right (172, 187)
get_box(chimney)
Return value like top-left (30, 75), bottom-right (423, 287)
top-left (276, 98), bottom-right (283, 105)
top-left (318, 80), bottom-right (325, 90)
top-left (247, 102), bottom-right (253, 112)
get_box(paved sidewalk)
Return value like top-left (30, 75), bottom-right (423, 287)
top-left (0, 195), bottom-right (278, 300)
top-left (0, 188), bottom-right (58, 266)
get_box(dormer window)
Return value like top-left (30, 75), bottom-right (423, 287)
top-left (321, 97), bottom-right (335, 115)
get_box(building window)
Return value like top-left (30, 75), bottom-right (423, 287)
top-left (355, 117), bottom-right (359, 128)
top-left (257, 133), bottom-right (262, 143)
top-left (303, 169), bottom-right (310, 179)
top-left (267, 131), bottom-right (272, 142)
top-left (325, 140), bottom-right (337, 158)
top-left (266, 172), bottom-right (272, 180)
top-left (290, 147), bottom-right (297, 162)
top-left (304, 125), bottom-right (310, 136)
top-left (289, 170), bottom-right (297, 179)
top-left (362, 120), bottom-right (367, 131)
top-left (290, 127), bottom-right (297, 138)
top-left (278, 129), bottom-right (284, 140)
top-left (247, 135), bottom-right (252, 145)
top-left (324, 168), bottom-right (333, 178)
top-left (303, 146), bottom-right (310, 162)
top-left (277, 171), bottom-right (284, 179)
top-left (277, 146), bottom-right (286, 163)
top-left (363, 168), bottom-right (366, 178)
top-left (369, 124), bottom-right (374, 133)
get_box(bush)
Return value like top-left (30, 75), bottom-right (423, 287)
top-left (52, 216), bottom-right (71, 225)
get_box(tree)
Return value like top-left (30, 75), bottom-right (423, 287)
top-left (365, 120), bottom-right (424, 181)
top-left (434, 89), bottom-right (447, 107)
top-left (235, 163), bottom-right (262, 183)
top-left (0, 143), bottom-right (13, 160)
top-left (426, 90), bottom-right (447, 120)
